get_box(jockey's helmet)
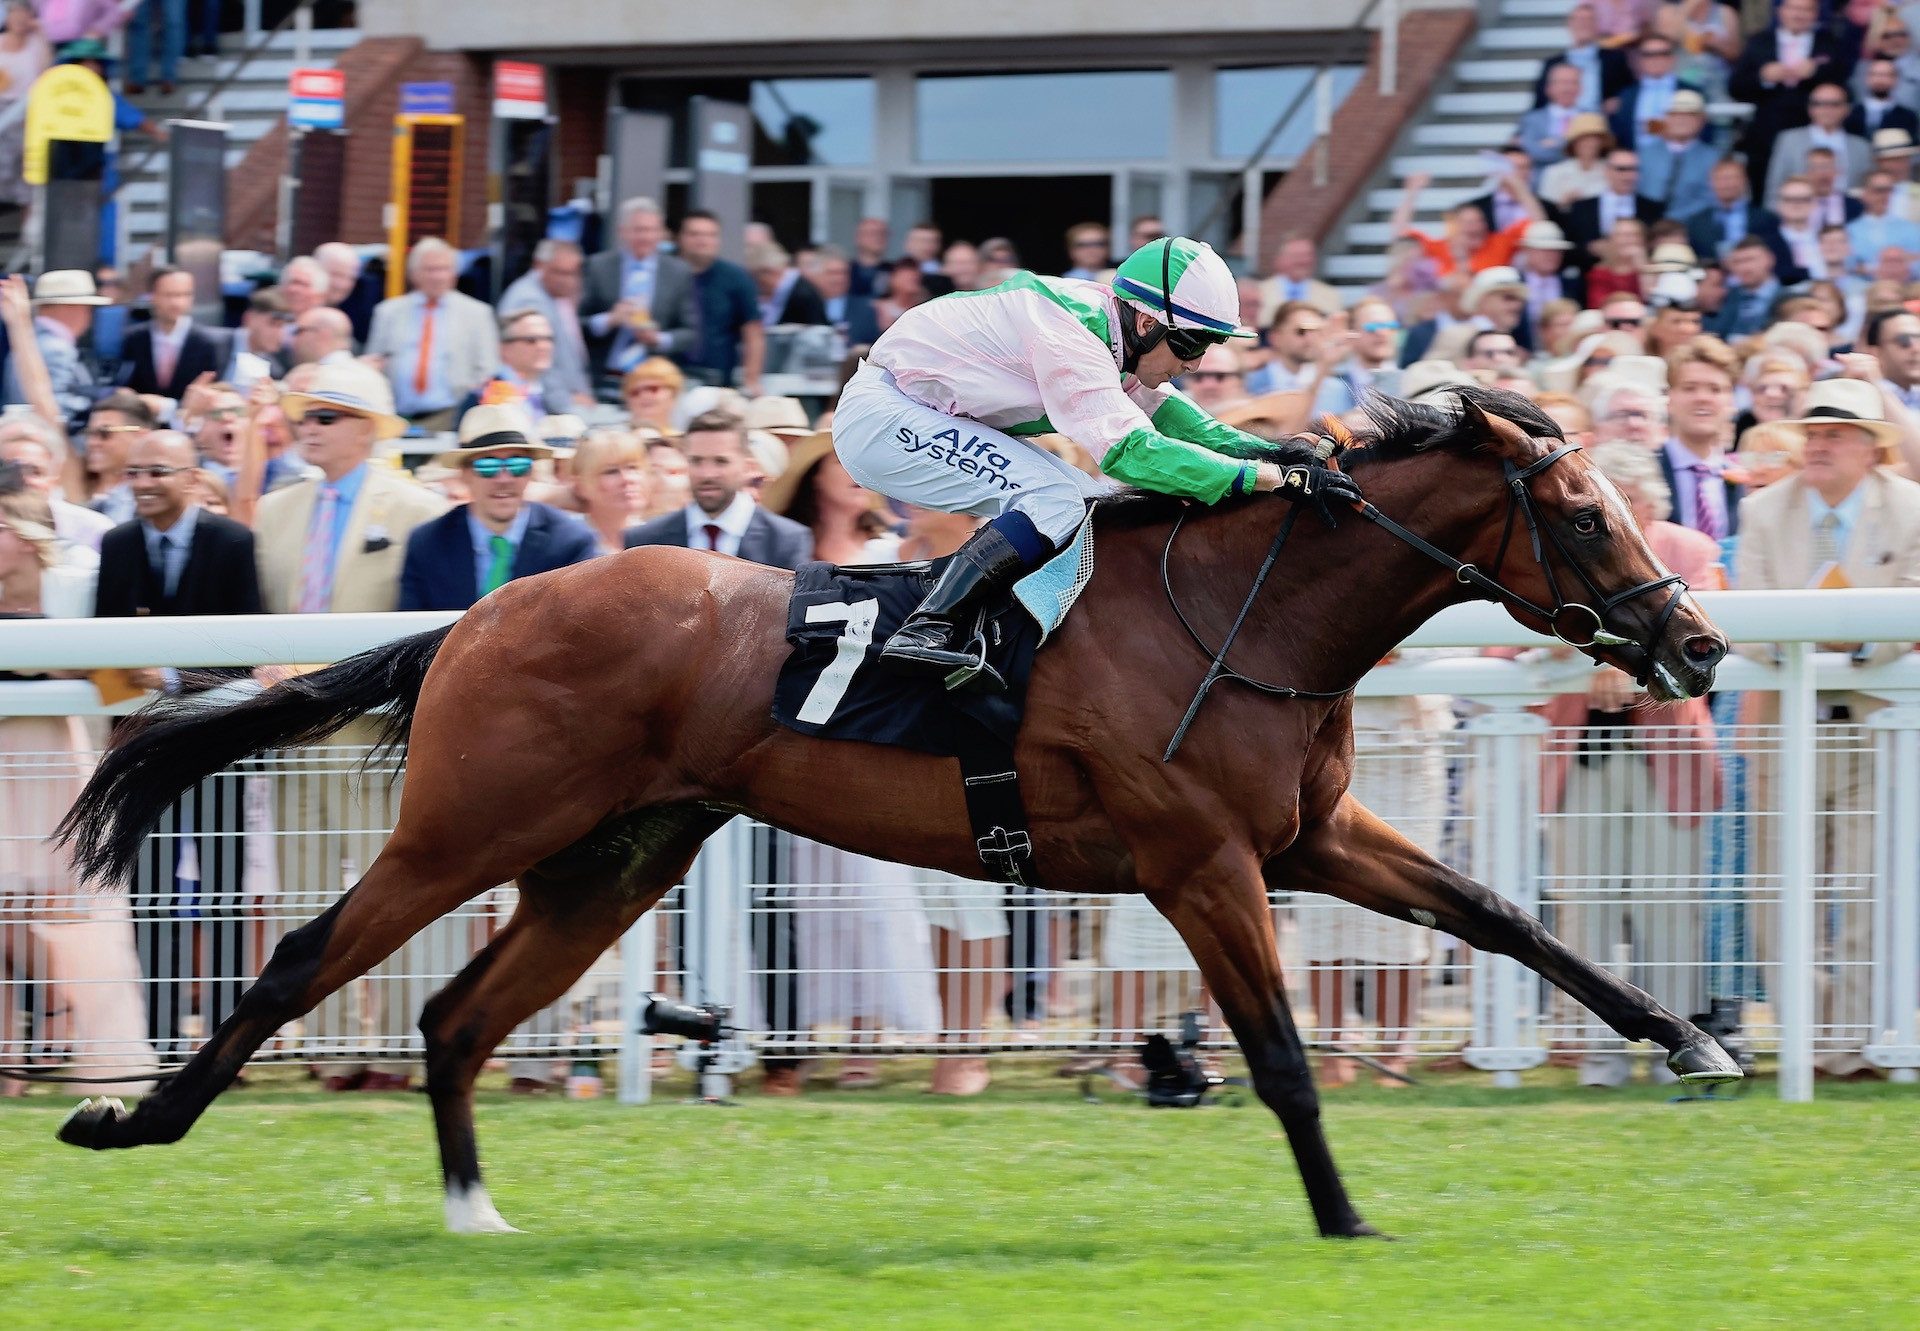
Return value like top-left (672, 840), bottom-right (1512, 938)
top-left (1111, 237), bottom-right (1256, 361)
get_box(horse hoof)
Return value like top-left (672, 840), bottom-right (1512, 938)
top-left (57, 1096), bottom-right (131, 1150)
top-left (1669, 1036), bottom-right (1743, 1084)
top-left (444, 1183), bottom-right (522, 1235)
top-left (1324, 1219), bottom-right (1393, 1240)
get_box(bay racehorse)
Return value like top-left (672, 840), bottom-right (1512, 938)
top-left (55, 386), bottom-right (1740, 1239)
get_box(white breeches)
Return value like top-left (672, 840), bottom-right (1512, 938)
top-left (833, 361), bottom-right (1112, 545)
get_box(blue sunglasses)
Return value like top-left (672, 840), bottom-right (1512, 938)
top-left (470, 456), bottom-right (534, 478)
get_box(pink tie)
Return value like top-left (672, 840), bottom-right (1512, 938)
top-left (1691, 465), bottom-right (1722, 541)
top-left (297, 485), bottom-right (341, 612)
top-left (155, 332), bottom-right (177, 388)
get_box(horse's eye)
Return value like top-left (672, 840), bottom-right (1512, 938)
top-left (1573, 512), bottom-right (1601, 537)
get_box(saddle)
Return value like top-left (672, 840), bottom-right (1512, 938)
top-left (770, 513), bottom-right (1095, 886)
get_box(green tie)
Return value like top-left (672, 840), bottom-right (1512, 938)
top-left (484, 534), bottom-right (515, 593)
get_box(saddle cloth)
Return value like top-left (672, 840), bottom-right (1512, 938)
top-left (771, 510), bottom-right (1095, 753)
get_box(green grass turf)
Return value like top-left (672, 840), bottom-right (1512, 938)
top-left (0, 1065), bottom-right (1913, 1329)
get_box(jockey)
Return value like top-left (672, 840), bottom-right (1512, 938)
top-left (832, 235), bottom-right (1364, 681)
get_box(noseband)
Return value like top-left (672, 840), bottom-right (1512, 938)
top-left (1352, 443), bottom-right (1690, 687)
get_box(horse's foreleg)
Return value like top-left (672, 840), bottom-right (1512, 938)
top-left (1152, 853), bottom-right (1379, 1239)
top-left (1276, 795), bottom-right (1738, 1082)
top-left (419, 807), bottom-right (725, 1235)
top-left (58, 842), bottom-right (502, 1152)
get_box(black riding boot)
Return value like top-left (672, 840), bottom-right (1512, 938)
top-left (879, 524), bottom-right (1036, 686)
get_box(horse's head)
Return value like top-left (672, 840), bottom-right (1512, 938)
top-left (1360, 386), bottom-right (1728, 701)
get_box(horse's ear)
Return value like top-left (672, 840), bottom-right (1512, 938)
top-left (1475, 408), bottom-right (1539, 462)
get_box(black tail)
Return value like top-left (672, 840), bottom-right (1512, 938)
top-left (55, 625), bottom-right (454, 889)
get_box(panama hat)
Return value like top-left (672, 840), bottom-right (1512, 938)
top-left (1462, 266), bottom-right (1527, 315)
top-left (758, 430), bottom-right (837, 515)
top-left (280, 360), bottom-right (408, 440)
top-left (1400, 360), bottom-right (1478, 399)
top-left (743, 395), bottom-right (814, 440)
top-left (31, 270), bottom-right (109, 306)
top-left (433, 403), bottom-right (556, 468)
top-left (1643, 242), bottom-right (1701, 275)
top-left (1873, 127), bottom-right (1920, 159)
top-left (1667, 89), bottom-right (1707, 116)
top-left (1520, 219), bottom-right (1573, 251)
top-left (1775, 379), bottom-right (1905, 454)
top-left (1564, 112), bottom-right (1614, 151)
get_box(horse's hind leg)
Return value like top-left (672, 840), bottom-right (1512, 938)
top-left (419, 806), bottom-right (725, 1234)
top-left (59, 836), bottom-right (512, 1151)
top-left (1152, 850), bottom-right (1379, 1240)
top-left (1277, 795), bottom-right (1739, 1082)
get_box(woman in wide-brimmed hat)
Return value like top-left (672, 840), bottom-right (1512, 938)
top-left (1540, 113), bottom-right (1617, 210)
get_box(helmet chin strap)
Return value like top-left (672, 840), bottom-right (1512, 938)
top-left (1120, 310), bottom-right (1168, 376)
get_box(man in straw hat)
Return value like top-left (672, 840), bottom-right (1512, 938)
top-left (1869, 127), bottom-right (1920, 223)
top-left (3, 270), bottom-right (110, 429)
top-left (254, 359), bottom-right (445, 616)
top-left (1734, 375), bottom-right (1920, 1077)
top-left (252, 358), bottom-right (449, 1093)
top-left (399, 403), bottom-right (597, 612)
top-left (1639, 90), bottom-right (1718, 220)
top-left (1516, 219), bottom-right (1582, 325)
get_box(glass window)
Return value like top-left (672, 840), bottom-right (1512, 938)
top-left (751, 79), bottom-right (874, 166)
top-left (915, 70), bottom-right (1171, 164)
top-left (1213, 65), bottom-right (1364, 162)
top-left (619, 76), bottom-right (873, 167)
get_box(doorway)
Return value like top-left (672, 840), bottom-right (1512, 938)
top-left (927, 174), bottom-right (1111, 276)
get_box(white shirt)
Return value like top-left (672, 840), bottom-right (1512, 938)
top-left (1599, 192), bottom-right (1638, 234)
top-left (150, 316), bottom-right (191, 373)
top-left (1779, 223), bottom-right (1823, 275)
top-left (681, 489), bottom-right (757, 557)
top-left (1776, 27), bottom-right (1813, 71)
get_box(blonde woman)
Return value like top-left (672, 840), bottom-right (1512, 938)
top-left (568, 428), bottom-right (653, 555)
top-left (621, 359), bottom-right (684, 434)
top-left (0, 475), bottom-right (155, 1096)
top-left (1734, 354), bottom-right (1809, 441)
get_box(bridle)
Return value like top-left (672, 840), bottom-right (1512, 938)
top-left (1352, 442), bottom-right (1690, 683)
top-left (1159, 437), bottom-right (1691, 761)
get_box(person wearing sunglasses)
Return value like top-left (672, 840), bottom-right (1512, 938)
top-left (457, 308), bottom-right (572, 421)
top-left (399, 403), bottom-right (596, 614)
top-left (833, 234), bottom-right (1362, 684)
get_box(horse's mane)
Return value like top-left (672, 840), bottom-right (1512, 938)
top-left (1093, 384), bottom-right (1563, 528)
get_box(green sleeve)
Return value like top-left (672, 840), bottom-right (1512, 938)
top-left (1151, 389), bottom-right (1277, 461)
top-left (1099, 426), bottom-right (1253, 504)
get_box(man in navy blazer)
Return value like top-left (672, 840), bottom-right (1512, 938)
top-left (399, 404), bottom-right (599, 611)
top-left (622, 407), bottom-right (813, 569)
top-left (118, 267), bottom-right (232, 400)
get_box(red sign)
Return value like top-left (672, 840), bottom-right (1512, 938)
top-left (289, 68), bottom-right (344, 101)
top-left (493, 61), bottom-right (544, 105)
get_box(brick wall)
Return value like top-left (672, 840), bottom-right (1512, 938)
top-left (226, 37), bottom-right (493, 253)
top-left (1255, 7), bottom-right (1478, 270)
top-left (554, 67), bottom-right (608, 197)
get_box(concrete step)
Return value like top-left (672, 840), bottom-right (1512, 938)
top-left (1456, 58), bottom-right (1547, 85)
top-left (1367, 185), bottom-right (1477, 213)
top-left (1433, 89), bottom-right (1532, 118)
top-left (1391, 153), bottom-right (1500, 180)
top-left (1412, 120), bottom-right (1518, 148)
top-left (1475, 24), bottom-right (1574, 51)
top-left (1501, 0), bottom-right (1576, 16)
top-left (1325, 252), bottom-right (1391, 281)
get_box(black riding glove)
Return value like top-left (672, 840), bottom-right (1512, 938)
top-left (1257, 438), bottom-right (1364, 528)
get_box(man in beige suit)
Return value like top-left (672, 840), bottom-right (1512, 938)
top-left (256, 360), bottom-right (448, 1090)
top-left (1735, 376), bottom-right (1920, 1076)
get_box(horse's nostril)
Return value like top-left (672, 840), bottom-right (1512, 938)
top-left (1683, 635), bottom-right (1727, 667)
